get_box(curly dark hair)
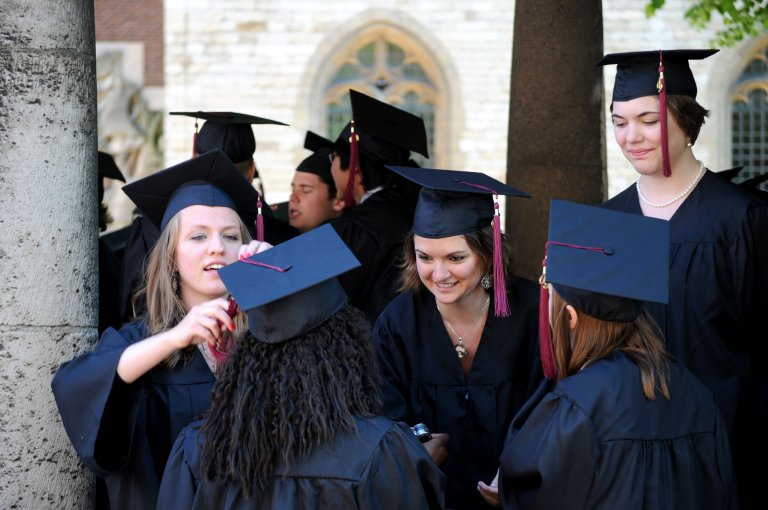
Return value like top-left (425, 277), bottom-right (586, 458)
top-left (198, 304), bottom-right (382, 498)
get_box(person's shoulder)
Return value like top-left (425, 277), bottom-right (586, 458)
top-left (701, 170), bottom-right (767, 210)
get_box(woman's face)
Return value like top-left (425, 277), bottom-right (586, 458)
top-left (414, 234), bottom-right (485, 306)
top-left (611, 95), bottom-right (689, 177)
top-left (175, 205), bottom-right (243, 308)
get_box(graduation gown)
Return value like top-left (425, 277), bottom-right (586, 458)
top-left (51, 320), bottom-right (216, 510)
top-left (373, 282), bottom-right (542, 510)
top-left (499, 352), bottom-right (735, 510)
top-left (157, 416), bottom-right (446, 509)
top-left (331, 185), bottom-right (418, 324)
top-left (603, 170), bottom-right (768, 503)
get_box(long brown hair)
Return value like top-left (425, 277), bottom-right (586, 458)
top-left (198, 304), bottom-right (382, 498)
top-left (550, 290), bottom-right (670, 400)
top-left (135, 211), bottom-right (252, 366)
top-left (398, 225), bottom-right (511, 293)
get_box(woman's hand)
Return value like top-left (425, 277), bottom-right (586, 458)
top-left (477, 469), bottom-right (500, 507)
top-left (169, 297), bottom-right (234, 350)
top-left (423, 432), bottom-right (450, 467)
top-left (238, 240), bottom-right (273, 260)
top-left (116, 297), bottom-right (233, 383)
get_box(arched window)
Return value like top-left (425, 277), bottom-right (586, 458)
top-left (731, 44), bottom-right (768, 188)
top-left (324, 34), bottom-right (439, 167)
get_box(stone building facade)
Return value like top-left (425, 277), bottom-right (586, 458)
top-left (96, 0), bottom-right (768, 228)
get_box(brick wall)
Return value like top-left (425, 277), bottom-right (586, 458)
top-left (95, 0), bottom-right (164, 86)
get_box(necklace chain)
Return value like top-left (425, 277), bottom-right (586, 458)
top-left (636, 160), bottom-right (705, 208)
top-left (436, 295), bottom-right (490, 359)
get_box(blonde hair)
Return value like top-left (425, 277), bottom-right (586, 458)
top-left (550, 290), bottom-right (670, 400)
top-left (135, 211), bottom-right (252, 367)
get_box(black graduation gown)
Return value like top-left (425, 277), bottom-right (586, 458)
top-left (51, 320), bottom-right (216, 510)
top-left (99, 236), bottom-right (124, 335)
top-left (157, 416), bottom-right (447, 509)
top-left (498, 352), bottom-right (735, 510)
top-left (373, 282), bottom-right (542, 510)
top-left (331, 185), bottom-right (418, 324)
top-left (603, 170), bottom-right (768, 504)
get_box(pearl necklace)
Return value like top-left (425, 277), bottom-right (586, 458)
top-left (636, 160), bottom-right (705, 208)
top-left (436, 295), bottom-right (490, 359)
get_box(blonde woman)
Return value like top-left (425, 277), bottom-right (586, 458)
top-left (52, 150), bottom-right (268, 509)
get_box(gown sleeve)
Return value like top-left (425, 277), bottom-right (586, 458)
top-left (156, 427), bottom-right (198, 510)
top-left (372, 312), bottom-right (412, 422)
top-left (51, 322), bottom-right (145, 476)
top-left (499, 393), bottom-right (599, 510)
top-left (355, 422), bottom-right (446, 510)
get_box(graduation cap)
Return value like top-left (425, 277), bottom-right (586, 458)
top-left (122, 149), bottom-right (260, 232)
top-left (715, 166), bottom-right (745, 182)
top-left (170, 111), bottom-right (288, 164)
top-left (538, 200), bottom-right (669, 378)
top-left (217, 224), bottom-right (361, 343)
top-left (296, 131), bottom-right (334, 186)
top-left (598, 49), bottom-right (718, 178)
top-left (98, 151), bottom-right (126, 202)
top-left (387, 165), bottom-right (530, 318)
top-left (334, 90), bottom-right (429, 207)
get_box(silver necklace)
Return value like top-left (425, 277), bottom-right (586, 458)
top-left (636, 160), bottom-right (705, 208)
top-left (436, 295), bottom-right (490, 359)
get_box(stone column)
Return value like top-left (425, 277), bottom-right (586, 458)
top-left (506, 0), bottom-right (606, 282)
top-left (0, 1), bottom-right (97, 507)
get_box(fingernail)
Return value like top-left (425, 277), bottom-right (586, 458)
top-left (230, 324), bottom-right (235, 331)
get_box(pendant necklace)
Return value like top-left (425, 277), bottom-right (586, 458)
top-left (436, 295), bottom-right (490, 359)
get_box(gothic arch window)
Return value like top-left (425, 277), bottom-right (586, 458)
top-left (324, 33), bottom-right (440, 167)
top-left (731, 42), bottom-right (768, 188)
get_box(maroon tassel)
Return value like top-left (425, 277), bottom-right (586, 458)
top-left (256, 192), bottom-right (264, 242)
top-left (657, 50), bottom-right (671, 177)
top-left (343, 120), bottom-right (359, 209)
top-left (192, 119), bottom-right (199, 158)
top-left (492, 202), bottom-right (510, 317)
top-left (211, 297), bottom-right (239, 364)
top-left (538, 258), bottom-right (557, 379)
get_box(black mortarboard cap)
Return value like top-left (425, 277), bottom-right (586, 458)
top-left (98, 151), bottom-right (126, 202)
top-left (296, 131), bottom-right (334, 183)
top-left (716, 166), bottom-right (745, 182)
top-left (597, 49), bottom-right (718, 102)
top-left (388, 165), bottom-right (529, 317)
top-left (545, 200), bottom-right (669, 322)
top-left (170, 111), bottom-right (288, 164)
top-left (122, 149), bottom-right (260, 231)
top-left (304, 130), bottom-right (334, 152)
top-left (217, 224), bottom-right (360, 343)
top-left (387, 166), bottom-right (530, 238)
top-left (334, 90), bottom-right (429, 161)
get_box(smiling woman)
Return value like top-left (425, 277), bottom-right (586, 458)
top-left (372, 166), bottom-right (542, 510)
top-left (51, 150), bottom-right (271, 510)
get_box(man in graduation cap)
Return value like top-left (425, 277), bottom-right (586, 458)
top-left (286, 131), bottom-right (344, 233)
top-left (117, 111), bottom-right (297, 322)
top-left (157, 224), bottom-right (446, 509)
top-left (329, 90), bottom-right (430, 323)
top-left (600, 49), bottom-right (768, 506)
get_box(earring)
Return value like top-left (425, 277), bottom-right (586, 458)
top-left (480, 274), bottom-right (492, 290)
top-left (172, 271), bottom-right (180, 296)
top-left (686, 139), bottom-right (693, 147)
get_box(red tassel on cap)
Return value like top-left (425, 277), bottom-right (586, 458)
top-left (192, 119), bottom-right (199, 158)
top-left (492, 201), bottom-right (510, 317)
top-left (343, 120), bottom-right (359, 209)
top-left (657, 50), bottom-right (671, 178)
top-left (256, 192), bottom-right (264, 242)
top-left (538, 257), bottom-right (557, 379)
top-left (210, 297), bottom-right (240, 365)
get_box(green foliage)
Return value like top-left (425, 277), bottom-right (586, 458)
top-left (646, 0), bottom-right (768, 47)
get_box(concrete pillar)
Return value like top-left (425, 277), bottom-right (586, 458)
top-left (506, 0), bottom-right (606, 282)
top-left (0, 0), bottom-right (97, 507)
